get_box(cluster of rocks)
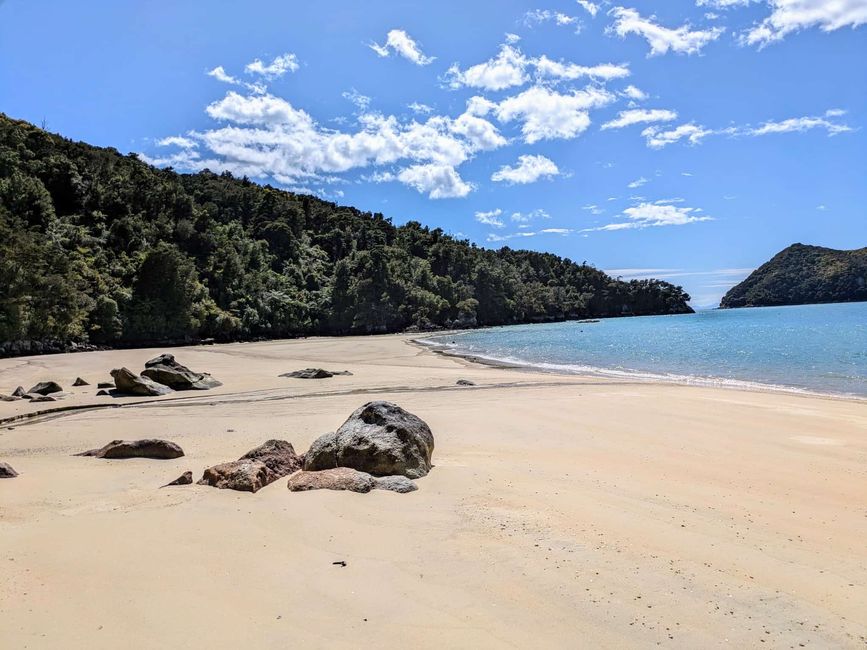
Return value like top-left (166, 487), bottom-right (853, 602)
top-left (0, 353), bottom-right (221, 403)
top-left (55, 400), bottom-right (434, 494)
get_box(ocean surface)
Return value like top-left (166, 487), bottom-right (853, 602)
top-left (422, 302), bottom-right (867, 398)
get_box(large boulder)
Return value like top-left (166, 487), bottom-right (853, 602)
top-left (0, 462), bottom-right (18, 478)
top-left (141, 353), bottom-right (221, 390)
top-left (199, 439), bottom-right (302, 493)
top-left (110, 367), bottom-right (174, 396)
top-left (77, 439), bottom-right (184, 459)
top-left (27, 381), bottom-right (63, 395)
top-left (287, 468), bottom-right (376, 493)
top-left (303, 401), bottom-right (434, 479)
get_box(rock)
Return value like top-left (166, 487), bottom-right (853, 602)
top-left (0, 394), bottom-right (20, 402)
top-left (198, 459), bottom-right (271, 493)
top-left (161, 470), bottom-right (193, 487)
top-left (456, 379), bottom-right (476, 386)
top-left (286, 468), bottom-right (376, 493)
top-left (11, 386), bottom-right (26, 397)
top-left (110, 367), bottom-right (174, 396)
top-left (72, 377), bottom-right (89, 386)
top-left (303, 401), bottom-right (434, 479)
top-left (199, 439), bottom-right (302, 493)
top-left (374, 475), bottom-right (418, 493)
top-left (141, 353), bottom-right (221, 390)
top-left (0, 462), bottom-right (18, 478)
top-left (279, 368), bottom-right (352, 379)
top-left (97, 382), bottom-right (115, 389)
top-left (26, 394), bottom-right (57, 403)
top-left (96, 389), bottom-right (110, 396)
top-left (27, 381), bottom-right (63, 395)
top-left (76, 439), bottom-right (184, 459)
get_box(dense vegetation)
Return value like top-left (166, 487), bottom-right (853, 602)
top-left (721, 244), bottom-right (867, 308)
top-left (0, 113), bottom-right (692, 352)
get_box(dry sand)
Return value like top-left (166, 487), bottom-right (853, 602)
top-left (1, 335), bottom-right (865, 649)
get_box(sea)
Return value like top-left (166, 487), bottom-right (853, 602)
top-left (420, 302), bottom-right (867, 399)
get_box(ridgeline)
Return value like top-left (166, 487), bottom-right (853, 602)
top-left (720, 244), bottom-right (867, 308)
top-left (0, 114), bottom-right (692, 356)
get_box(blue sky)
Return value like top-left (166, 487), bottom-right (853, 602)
top-left (1, 0), bottom-right (865, 306)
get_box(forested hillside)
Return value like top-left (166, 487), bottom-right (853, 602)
top-left (720, 244), bottom-right (867, 308)
top-left (0, 114), bottom-right (692, 353)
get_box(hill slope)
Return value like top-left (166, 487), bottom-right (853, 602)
top-left (0, 114), bottom-right (692, 354)
top-left (720, 244), bottom-right (867, 308)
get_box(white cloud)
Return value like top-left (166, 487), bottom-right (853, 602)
top-left (207, 66), bottom-right (240, 85)
top-left (510, 208), bottom-right (551, 223)
top-left (342, 88), bottom-right (371, 111)
top-left (245, 53), bottom-right (299, 79)
top-left (816, 204), bottom-right (827, 210)
top-left (577, 1), bottom-right (599, 16)
top-left (523, 9), bottom-right (580, 27)
top-left (697, 0), bottom-right (757, 7)
top-left (487, 231), bottom-right (539, 242)
top-left (505, 32), bottom-right (522, 44)
top-left (495, 85), bottom-right (615, 143)
top-left (602, 108), bottom-right (678, 129)
top-left (445, 44), bottom-right (629, 91)
top-left (397, 164), bottom-right (472, 198)
top-left (445, 45), bottom-right (529, 91)
top-left (475, 208), bottom-right (505, 227)
top-left (408, 101), bottom-right (433, 114)
top-left (370, 29), bottom-right (436, 65)
top-left (743, 0), bottom-right (867, 46)
top-left (745, 110), bottom-right (853, 136)
top-left (627, 176), bottom-right (648, 188)
top-left (540, 228), bottom-right (573, 234)
top-left (491, 154), bottom-right (560, 184)
top-left (621, 84), bottom-right (647, 101)
top-left (585, 202), bottom-right (713, 231)
top-left (608, 7), bottom-right (725, 56)
top-left (642, 123), bottom-right (714, 148)
top-left (582, 204), bottom-right (605, 214)
top-left (157, 135), bottom-right (198, 149)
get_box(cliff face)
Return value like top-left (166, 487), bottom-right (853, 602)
top-left (720, 244), bottom-right (867, 308)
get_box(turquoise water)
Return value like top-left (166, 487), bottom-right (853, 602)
top-left (422, 303), bottom-right (867, 398)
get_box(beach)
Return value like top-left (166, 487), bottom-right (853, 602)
top-left (1, 334), bottom-right (865, 648)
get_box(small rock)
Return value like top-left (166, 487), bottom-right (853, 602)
top-left (11, 386), bottom-right (26, 397)
top-left (287, 468), bottom-right (376, 493)
top-left (72, 377), bottom-right (89, 386)
top-left (0, 462), bottom-right (18, 478)
top-left (456, 379), bottom-right (476, 386)
top-left (110, 368), bottom-right (173, 396)
top-left (76, 439), bottom-right (184, 459)
top-left (97, 382), bottom-right (115, 389)
top-left (374, 475), bottom-right (418, 493)
top-left (27, 381), bottom-right (63, 395)
top-left (280, 368), bottom-right (334, 379)
top-left (96, 389), bottom-right (110, 396)
top-left (161, 470), bottom-right (193, 487)
top-left (0, 394), bottom-right (20, 402)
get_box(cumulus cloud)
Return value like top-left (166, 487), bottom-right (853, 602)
top-left (407, 101), bottom-right (433, 114)
top-left (577, 1), bottom-right (599, 16)
top-left (602, 108), bottom-right (678, 129)
top-left (444, 43), bottom-right (629, 91)
top-left (642, 123), bottom-right (714, 148)
top-left (585, 202), bottom-right (713, 231)
top-left (397, 164), bottom-right (472, 198)
top-left (608, 7), bottom-right (725, 55)
top-left (370, 29), bottom-right (436, 65)
top-left (510, 208), bottom-right (551, 223)
top-left (620, 85), bottom-right (648, 101)
top-left (207, 66), bottom-right (240, 85)
top-left (523, 9), bottom-right (581, 28)
top-left (495, 85), bottom-right (615, 143)
top-left (157, 135), bottom-right (198, 149)
top-left (743, 0), bottom-right (867, 46)
top-left (627, 176), bottom-right (648, 188)
top-left (342, 88), bottom-right (371, 111)
top-left (475, 208), bottom-right (505, 227)
top-left (245, 53), bottom-right (299, 79)
top-left (491, 154), bottom-right (560, 184)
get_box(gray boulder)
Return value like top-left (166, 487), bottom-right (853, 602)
top-left (110, 367), bottom-right (174, 396)
top-left (27, 381), bottom-right (63, 395)
top-left (286, 468), bottom-right (376, 493)
top-left (303, 401), bottom-right (434, 479)
top-left (141, 353), bottom-right (221, 390)
top-left (279, 368), bottom-right (353, 379)
top-left (374, 475), bottom-right (418, 493)
top-left (77, 439), bottom-right (184, 459)
top-left (161, 470), bottom-right (193, 487)
top-left (199, 439), bottom-right (302, 493)
top-left (11, 386), bottom-right (26, 397)
top-left (0, 462), bottom-right (18, 478)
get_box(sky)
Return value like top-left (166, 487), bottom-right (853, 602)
top-left (1, 0), bottom-right (865, 306)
